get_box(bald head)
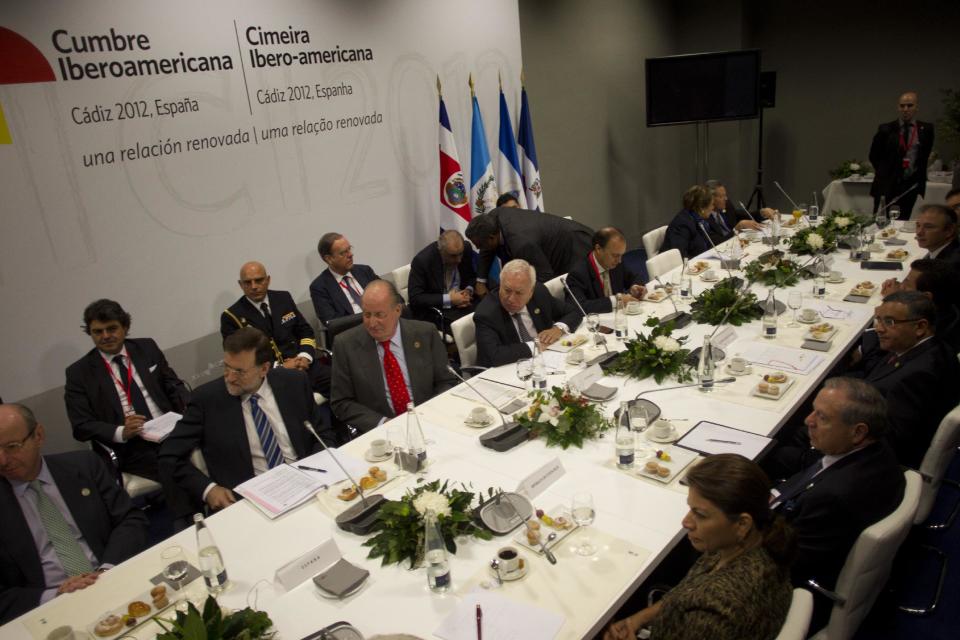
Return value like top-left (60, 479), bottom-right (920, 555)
top-left (898, 92), bottom-right (918, 123)
top-left (238, 262), bottom-right (270, 303)
top-left (361, 279), bottom-right (403, 342)
top-left (438, 230), bottom-right (466, 266)
top-left (0, 404), bottom-right (45, 483)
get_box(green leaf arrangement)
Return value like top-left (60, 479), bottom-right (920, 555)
top-left (690, 277), bottom-right (762, 326)
top-left (363, 479), bottom-right (492, 568)
top-left (605, 317), bottom-right (694, 384)
top-left (785, 226), bottom-right (837, 256)
top-left (744, 251), bottom-right (814, 288)
top-left (514, 386), bottom-right (612, 449)
top-left (156, 596), bottom-right (274, 640)
top-left (819, 209), bottom-right (872, 235)
top-left (828, 159), bottom-right (873, 179)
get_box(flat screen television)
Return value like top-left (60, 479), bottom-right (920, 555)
top-left (646, 50), bottom-right (761, 126)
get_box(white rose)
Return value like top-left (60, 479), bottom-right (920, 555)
top-left (806, 233), bottom-right (825, 249)
top-left (849, 162), bottom-right (861, 171)
top-left (413, 491), bottom-right (452, 518)
top-left (833, 216), bottom-right (850, 229)
top-left (653, 336), bottom-right (680, 352)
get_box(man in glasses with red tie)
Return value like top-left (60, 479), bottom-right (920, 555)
top-left (310, 232), bottom-right (380, 327)
top-left (869, 91), bottom-right (934, 216)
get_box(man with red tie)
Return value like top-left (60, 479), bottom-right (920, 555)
top-left (309, 232), bottom-right (380, 327)
top-left (330, 280), bottom-right (457, 432)
top-left (869, 91), bottom-right (934, 215)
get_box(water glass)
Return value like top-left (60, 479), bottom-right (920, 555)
top-left (516, 358), bottom-right (533, 383)
top-left (787, 291), bottom-right (803, 326)
top-left (161, 545), bottom-right (189, 610)
top-left (571, 492), bottom-right (597, 556)
top-left (889, 205), bottom-right (901, 226)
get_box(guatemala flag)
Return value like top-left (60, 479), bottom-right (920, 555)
top-left (496, 86), bottom-right (528, 209)
top-left (438, 94), bottom-right (470, 229)
top-left (470, 92), bottom-right (499, 216)
top-left (518, 86), bottom-right (544, 211)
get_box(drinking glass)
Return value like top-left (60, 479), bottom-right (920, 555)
top-left (628, 404), bottom-right (654, 460)
top-left (161, 545), bottom-right (189, 610)
top-left (571, 492), bottom-right (597, 556)
top-left (889, 205), bottom-right (901, 227)
top-left (787, 291), bottom-right (803, 327)
top-left (585, 313), bottom-right (600, 344)
top-left (515, 358), bottom-right (533, 383)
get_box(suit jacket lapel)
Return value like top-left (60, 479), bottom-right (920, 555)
top-left (868, 339), bottom-right (934, 383)
top-left (268, 372), bottom-right (308, 457)
top-left (0, 479), bottom-right (46, 588)
top-left (125, 340), bottom-right (168, 413)
top-left (238, 298), bottom-right (272, 335)
top-left (46, 457), bottom-right (106, 560)
top-left (528, 292), bottom-right (549, 332)
top-left (400, 321), bottom-right (427, 404)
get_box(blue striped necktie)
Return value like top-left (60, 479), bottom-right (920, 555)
top-left (249, 393), bottom-right (283, 469)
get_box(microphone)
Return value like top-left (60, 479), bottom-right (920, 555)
top-left (879, 183), bottom-right (918, 213)
top-left (560, 276), bottom-right (619, 368)
top-left (653, 276), bottom-right (692, 329)
top-left (625, 378), bottom-right (737, 422)
top-left (697, 224), bottom-right (739, 276)
top-left (773, 181), bottom-right (801, 212)
top-left (736, 200), bottom-right (761, 224)
top-left (446, 366), bottom-right (531, 452)
top-left (303, 420), bottom-right (385, 535)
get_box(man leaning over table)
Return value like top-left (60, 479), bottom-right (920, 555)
top-left (0, 403), bottom-right (148, 624)
top-left (474, 259), bottom-right (583, 367)
top-left (159, 327), bottom-right (333, 515)
top-left (565, 227), bottom-right (646, 314)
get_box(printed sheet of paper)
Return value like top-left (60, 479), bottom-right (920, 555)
top-left (234, 464), bottom-right (327, 519)
top-left (434, 590), bottom-right (564, 640)
top-left (140, 412), bottom-right (182, 442)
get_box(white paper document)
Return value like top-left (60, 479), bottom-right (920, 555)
top-left (434, 590), bottom-right (565, 640)
top-left (234, 464), bottom-right (327, 519)
top-left (737, 343), bottom-right (824, 374)
top-left (452, 377), bottom-right (524, 409)
top-left (676, 421), bottom-right (773, 460)
top-left (140, 412), bottom-right (182, 442)
top-left (295, 448), bottom-right (368, 487)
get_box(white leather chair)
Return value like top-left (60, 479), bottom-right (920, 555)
top-left (121, 473), bottom-right (162, 499)
top-left (385, 263), bottom-right (411, 303)
top-left (646, 248), bottom-right (682, 281)
top-left (451, 312), bottom-right (477, 368)
top-left (544, 275), bottom-right (566, 305)
top-left (774, 588), bottom-right (814, 640)
top-left (809, 469), bottom-right (921, 639)
top-left (642, 225), bottom-right (667, 259)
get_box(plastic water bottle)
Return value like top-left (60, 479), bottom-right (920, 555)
top-left (762, 290), bottom-right (778, 339)
top-left (424, 510), bottom-right (451, 593)
top-left (615, 401), bottom-right (636, 469)
top-left (194, 513), bottom-right (229, 595)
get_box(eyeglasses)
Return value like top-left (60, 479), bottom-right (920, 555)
top-left (873, 316), bottom-right (922, 328)
top-left (332, 246), bottom-right (354, 258)
top-left (0, 427), bottom-right (37, 454)
top-left (223, 363), bottom-right (260, 377)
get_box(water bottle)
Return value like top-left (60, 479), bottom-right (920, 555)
top-left (531, 342), bottom-right (547, 390)
top-left (614, 295), bottom-right (627, 340)
top-left (615, 401), bottom-right (636, 469)
top-left (424, 510), bottom-right (451, 592)
top-left (194, 513), bottom-right (229, 595)
top-left (876, 196), bottom-right (887, 229)
top-left (770, 215), bottom-right (781, 244)
top-left (762, 290), bottom-right (778, 339)
top-left (697, 336), bottom-right (716, 392)
top-left (405, 402), bottom-right (427, 470)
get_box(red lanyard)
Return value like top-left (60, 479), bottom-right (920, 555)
top-left (898, 123), bottom-right (917, 153)
top-left (102, 353), bottom-right (136, 410)
top-left (587, 252), bottom-right (604, 289)
top-left (339, 276), bottom-right (360, 295)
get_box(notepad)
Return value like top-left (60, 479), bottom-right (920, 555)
top-left (676, 421), bottom-right (774, 460)
top-left (434, 590), bottom-right (565, 640)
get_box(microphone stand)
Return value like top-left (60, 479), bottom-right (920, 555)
top-left (698, 224), bottom-right (739, 276)
top-left (622, 377), bottom-right (737, 424)
top-left (653, 276), bottom-right (692, 328)
top-left (302, 420), bottom-right (385, 535)
top-left (560, 276), bottom-right (620, 368)
top-left (446, 366), bottom-right (531, 452)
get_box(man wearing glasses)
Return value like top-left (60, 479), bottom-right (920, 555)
top-left (848, 291), bottom-right (960, 468)
top-left (914, 204), bottom-right (959, 264)
top-left (407, 230), bottom-right (477, 330)
top-left (310, 232), bottom-right (380, 326)
top-left (0, 404), bottom-right (147, 623)
top-left (159, 328), bottom-right (335, 514)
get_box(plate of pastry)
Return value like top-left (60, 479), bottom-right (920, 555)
top-left (885, 249), bottom-right (909, 262)
top-left (332, 466), bottom-right (392, 502)
top-left (547, 333), bottom-right (589, 353)
top-left (644, 290), bottom-right (669, 303)
top-left (751, 372), bottom-right (795, 400)
top-left (804, 322), bottom-right (837, 342)
top-left (514, 506), bottom-right (579, 554)
top-left (686, 260), bottom-right (710, 275)
top-left (849, 281), bottom-right (876, 297)
top-left (634, 448), bottom-right (698, 484)
top-left (89, 586), bottom-right (174, 638)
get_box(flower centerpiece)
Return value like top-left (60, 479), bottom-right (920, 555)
top-left (605, 317), bottom-right (693, 384)
top-left (690, 277), bottom-right (762, 326)
top-left (157, 596), bottom-right (274, 640)
top-left (744, 251), bottom-right (813, 288)
top-left (514, 386), bottom-right (612, 449)
top-left (785, 226), bottom-right (837, 256)
top-left (829, 159), bottom-right (873, 179)
top-left (820, 209), bottom-right (872, 235)
top-left (363, 480), bottom-right (492, 567)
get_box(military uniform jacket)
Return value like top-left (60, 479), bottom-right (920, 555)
top-left (221, 290), bottom-right (316, 362)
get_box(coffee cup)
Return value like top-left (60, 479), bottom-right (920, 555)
top-left (496, 546), bottom-right (521, 574)
top-left (626, 300), bottom-right (641, 314)
top-left (651, 419), bottom-right (673, 439)
top-left (370, 438), bottom-right (390, 457)
top-left (566, 347), bottom-right (585, 364)
top-left (47, 627), bottom-right (76, 640)
top-left (729, 356), bottom-right (748, 373)
top-left (703, 269), bottom-right (717, 280)
top-left (800, 308), bottom-right (818, 322)
top-left (828, 270), bottom-right (843, 282)
top-left (469, 407), bottom-right (491, 424)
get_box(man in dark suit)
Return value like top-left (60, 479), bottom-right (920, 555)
top-left (407, 230), bottom-right (477, 328)
top-left (659, 185), bottom-right (715, 259)
top-left (159, 327), bottom-right (333, 513)
top-left (331, 280), bottom-right (457, 432)
top-left (64, 299), bottom-right (189, 482)
top-left (475, 259), bottom-right (583, 367)
top-left (309, 232), bottom-right (380, 326)
top-left (704, 180), bottom-right (765, 241)
top-left (869, 91), bottom-right (934, 215)
top-left (0, 403), bottom-right (148, 624)
top-left (465, 207), bottom-right (593, 295)
top-left (222, 261), bottom-right (331, 397)
top-left (848, 291), bottom-right (960, 468)
top-left (880, 258), bottom-right (960, 351)
top-left (565, 227), bottom-right (646, 314)
top-left (772, 378), bottom-right (904, 634)
top-left (946, 187), bottom-right (960, 215)
top-left (914, 204), bottom-right (959, 263)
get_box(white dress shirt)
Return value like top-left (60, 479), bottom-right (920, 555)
top-left (333, 271), bottom-right (364, 314)
top-left (98, 347), bottom-right (163, 443)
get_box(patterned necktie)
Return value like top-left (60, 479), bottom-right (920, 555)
top-left (29, 480), bottom-right (94, 576)
top-left (259, 302), bottom-right (274, 335)
top-left (601, 270), bottom-right (613, 296)
top-left (773, 459), bottom-right (823, 508)
top-left (343, 275), bottom-right (363, 307)
top-left (112, 355), bottom-right (152, 419)
top-left (249, 394), bottom-right (283, 469)
top-left (381, 341), bottom-right (410, 416)
top-left (513, 313), bottom-right (533, 342)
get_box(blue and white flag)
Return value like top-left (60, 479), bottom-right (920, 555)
top-left (496, 86), bottom-right (528, 209)
top-left (470, 93), bottom-right (499, 216)
top-left (518, 86), bottom-right (544, 211)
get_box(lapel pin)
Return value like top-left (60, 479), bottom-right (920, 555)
top-left (81, 488), bottom-right (91, 497)
top-left (533, 308), bottom-right (540, 315)
top-left (414, 340), bottom-right (421, 349)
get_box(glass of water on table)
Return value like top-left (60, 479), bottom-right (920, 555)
top-left (571, 491), bottom-right (597, 556)
top-left (161, 545), bottom-right (189, 610)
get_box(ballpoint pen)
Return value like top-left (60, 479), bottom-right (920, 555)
top-left (707, 438), bottom-right (741, 445)
top-left (476, 604), bottom-right (482, 640)
top-left (297, 465), bottom-right (327, 473)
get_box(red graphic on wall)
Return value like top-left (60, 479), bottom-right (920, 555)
top-left (0, 27), bottom-right (55, 85)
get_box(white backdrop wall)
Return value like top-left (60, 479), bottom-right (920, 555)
top-left (0, 0), bottom-right (523, 405)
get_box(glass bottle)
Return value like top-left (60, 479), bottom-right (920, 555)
top-left (813, 258), bottom-right (827, 299)
top-left (876, 196), bottom-right (887, 229)
top-left (531, 341), bottom-right (547, 390)
top-left (194, 513), bottom-right (229, 595)
top-left (614, 295), bottom-right (628, 340)
top-left (405, 402), bottom-right (427, 471)
top-left (424, 510), bottom-right (451, 593)
top-left (615, 401), bottom-right (636, 469)
top-left (697, 335), bottom-right (715, 391)
top-left (762, 290), bottom-right (778, 339)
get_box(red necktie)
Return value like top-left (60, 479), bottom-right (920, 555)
top-left (381, 341), bottom-right (410, 416)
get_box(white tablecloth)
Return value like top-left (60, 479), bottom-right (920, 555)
top-left (821, 177), bottom-right (952, 218)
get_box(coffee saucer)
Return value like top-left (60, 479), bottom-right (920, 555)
top-left (490, 558), bottom-right (528, 582)
top-left (464, 417), bottom-right (494, 429)
top-left (700, 274), bottom-right (720, 282)
top-left (364, 449), bottom-right (393, 463)
top-left (646, 426), bottom-right (678, 444)
top-left (725, 364), bottom-right (753, 376)
top-left (827, 277), bottom-right (845, 284)
top-left (797, 315), bottom-right (821, 325)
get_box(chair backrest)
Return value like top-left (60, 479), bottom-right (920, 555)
top-left (819, 470), bottom-right (921, 639)
top-left (646, 248), bottom-right (682, 280)
top-left (642, 225), bottom-right (668, 259)
top-left (544, 275), bottom-right (566, 305)
top-left (385, 263), bottom-right (412, 303)
top-left (774, 589), bottom-right (814, 640)
top-left (451, 312), bottom-right (477, 367)
top-left (916, 403), bottom-right (960, 523)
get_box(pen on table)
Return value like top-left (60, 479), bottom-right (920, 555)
top-left (707, 438), bottom-right (741, 445)
top-left (476, 603), bottom-right (482, 640)
top-left (296, 465), bottom-right (327, 473)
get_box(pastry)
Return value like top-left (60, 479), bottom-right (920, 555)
top-left (645, 461), bottom-right (659, 473)
top-left (368, 465), bottom-right (380, 475)
top-left (150, 585), bottom-right (167, 599)
top-left (758, 382), bottom-right (769, 393)
top-left (127, 601), bottom-right (151, 617)
top-left (525, 526), bottom-right (541, 545)
top-left (358, 475), bottom-right (378, 490)
top-left (337, 485), bottom-right (358, 501)
top-left (125, 617), bottom-right (138, 628)
top-left (656, 466), bottom-right (670, 478)
top-left (552, 516), bottom-right (572, 529)
top-left (152, 594), bottom-right (170, 609)
top-left (372, 468), bottom-right (387, 482)
top-left (763, 372), bottom-right (787, 384)
top-left (859, 281), bottom-right (875, 289)
top-left (767, 384), bottom-right (780, 396)
top-left (94, 615), bottom-right (124, 637)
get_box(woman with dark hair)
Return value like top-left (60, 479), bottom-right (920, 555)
top-left (658, 185), bottom-right (716, 259)
top-left (604, 454), bottom-right (796, 640)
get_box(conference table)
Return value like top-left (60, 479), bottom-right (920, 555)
top-left (820, 174), bottom-right (954, 217)
top-left (2, 222), bottom-right (922, 640)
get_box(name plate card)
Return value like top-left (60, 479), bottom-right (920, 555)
top-left (516, 457), bottom-right (565, 500)
top-left (569, 364), bottom-right (603, 391)
top-left (275, 538), bottom-right (341, 591)
top-left (712, 326), bottom-right (738, 351)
